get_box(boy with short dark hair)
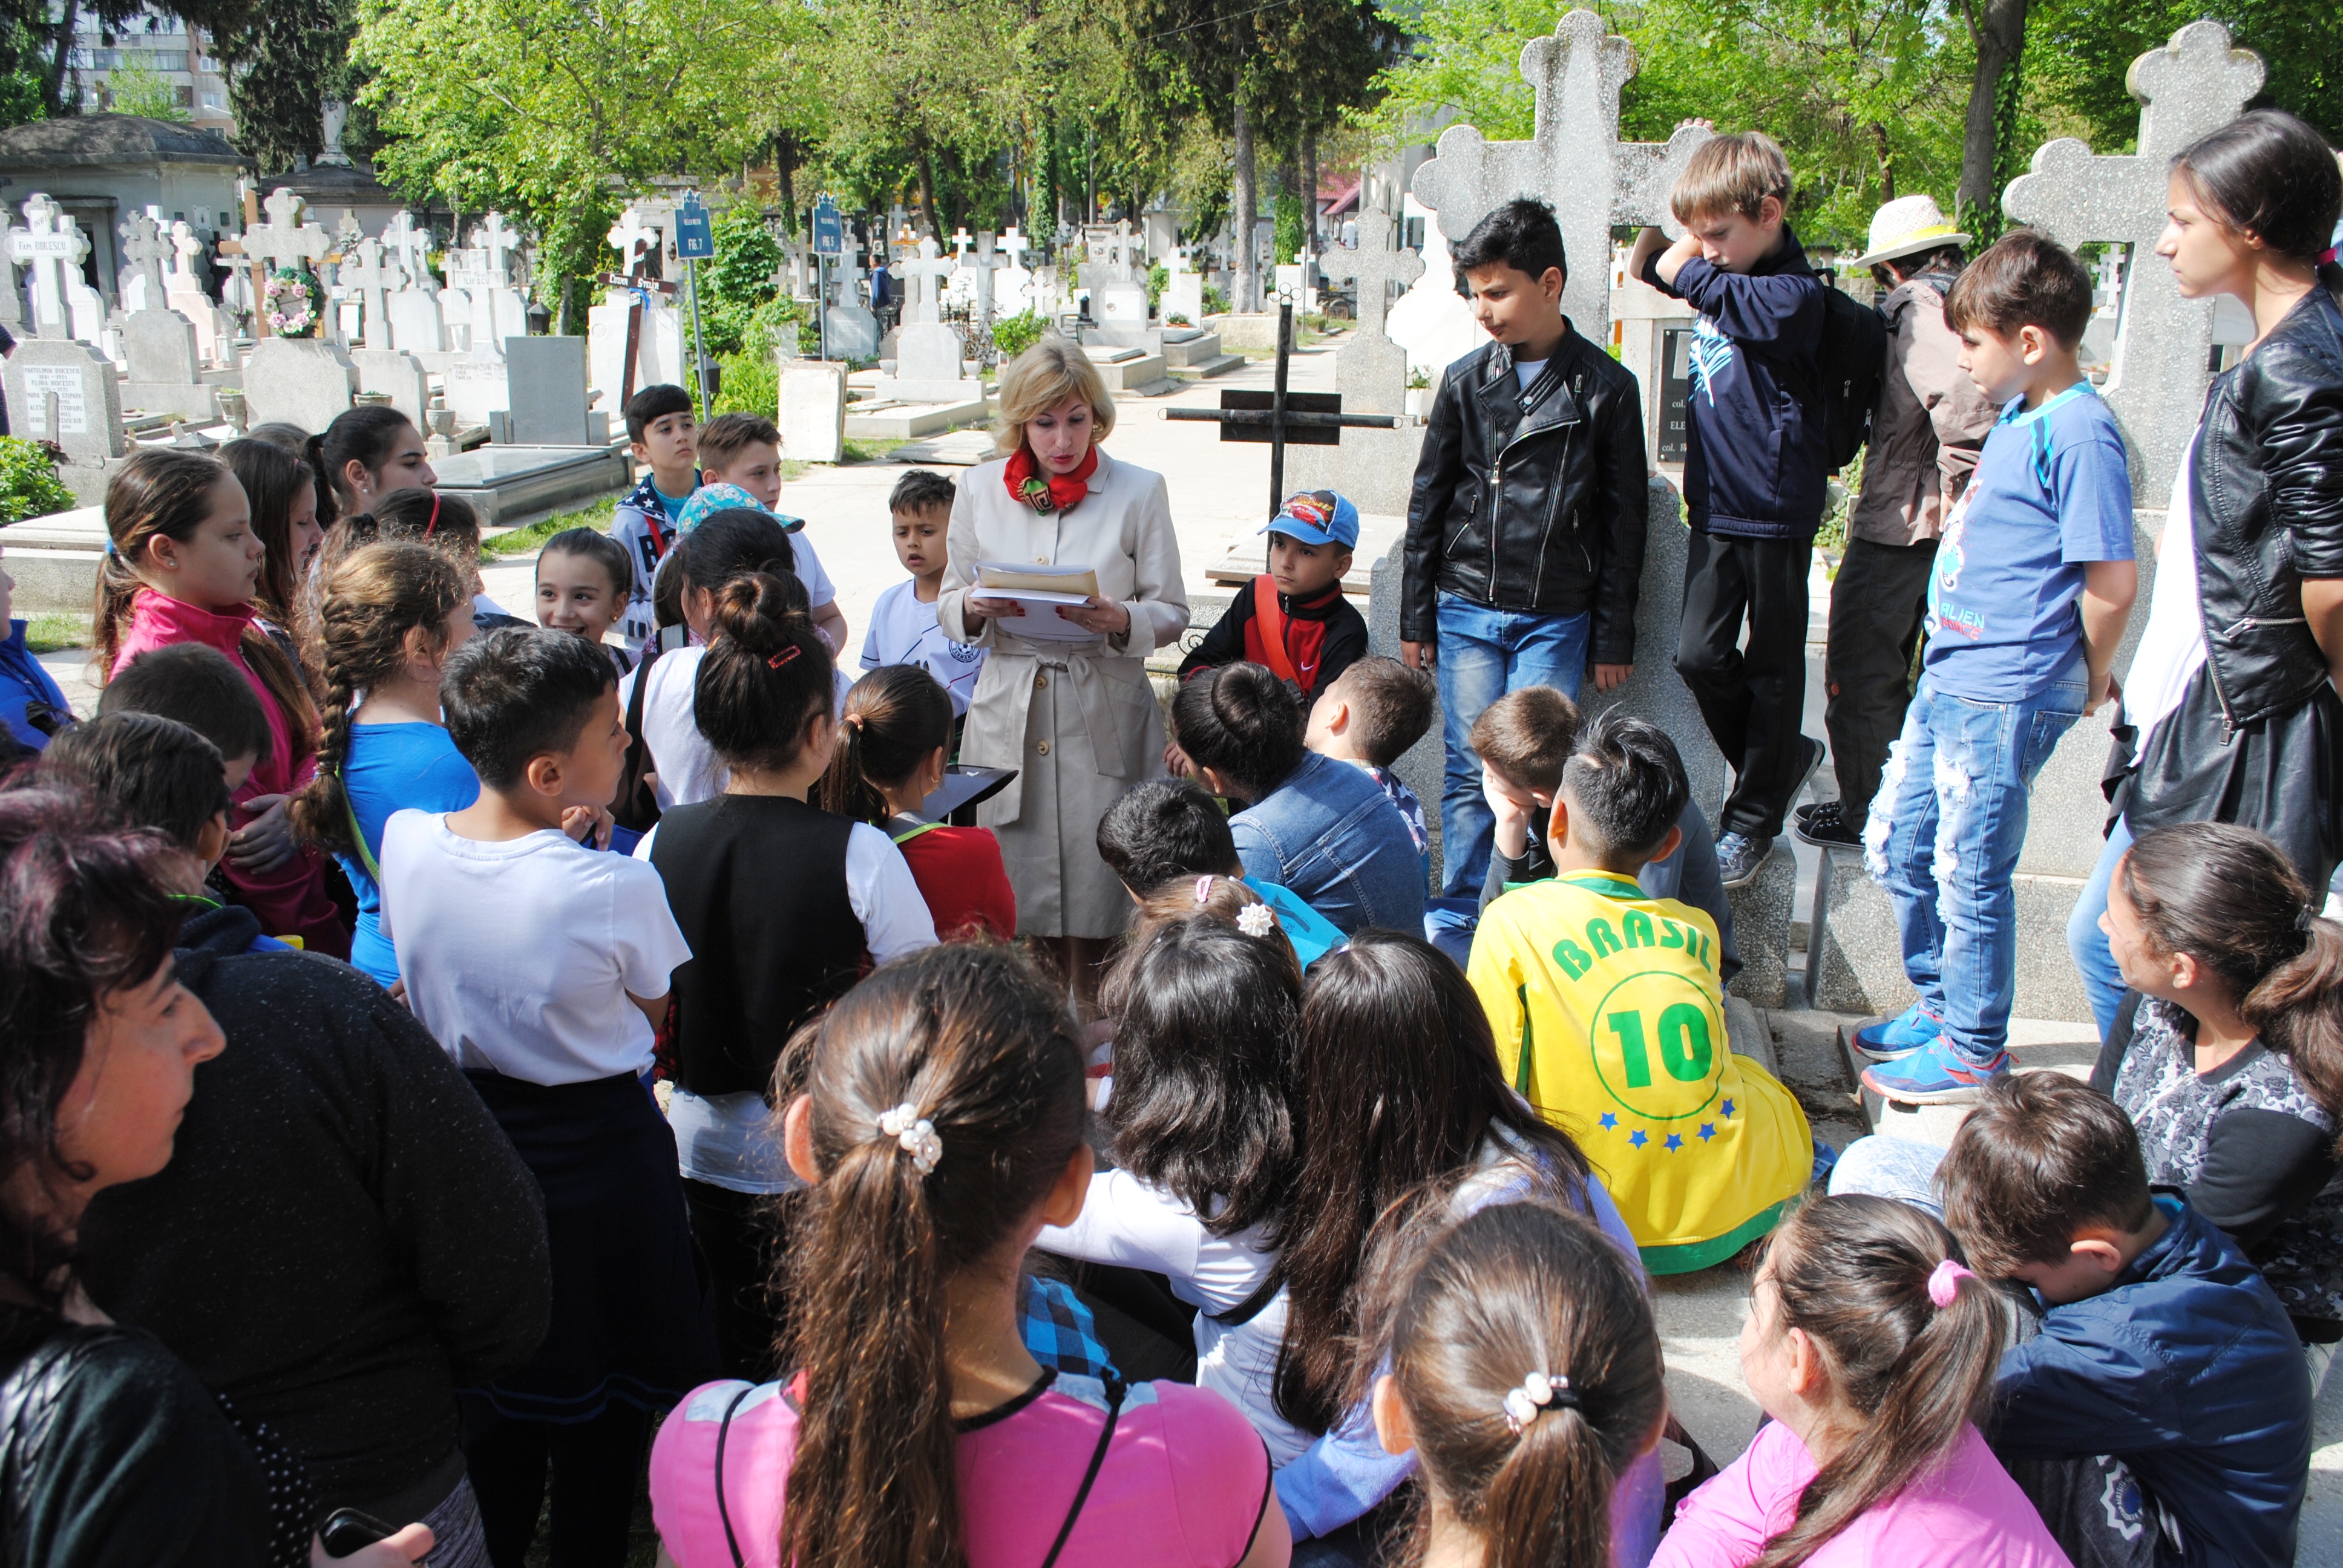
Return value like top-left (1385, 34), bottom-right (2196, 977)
top-left (1403, 196), bottom-right (1649, 901)
top-left (1463, 685), bottom-right (1739, 983)
top-left (1467, 710), bottom-right (1810, 1273)
top-left (683, 411), bottom-right (849, 653)
top-left (862, 469), bottom-right (985, 715)
top-left (1629, 131), bottom-right (1829, 888)
top-left (378, 626), bottom-right (709, 1560)
top-left (614, 384), bottom-right (700, 649)
top-left (1937, 1072), bottom-right (2312, 1568)
top-left (99, 641), bottom-right (270, 788)
top-left (1179, 489), bottom-right (1369, 708)
top-left (1303, 655), bottom-right (1436, 869)
top-left (1857, 229), bottom-right (2137, 1103)
top-left (1095, 776), bottom-right (1344, 968)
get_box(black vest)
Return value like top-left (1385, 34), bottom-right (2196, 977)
top-left (649, 794), bottom-right (862, 1098)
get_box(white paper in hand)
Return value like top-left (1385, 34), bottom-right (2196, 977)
top-left (972, 561), bottom-right (1106, 642)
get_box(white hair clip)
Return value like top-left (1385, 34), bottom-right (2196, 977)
top-left (1194, 875), bottom-right (1216, 904)
top-left (1502, 1372), bottom-right (1579, 1433)
top-left (876, 1102), bottom-right (943, 1175)
top-left (1237, 903), bottom-right (1276, 939)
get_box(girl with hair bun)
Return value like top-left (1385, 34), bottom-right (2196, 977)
top-left (94, 446), bottom-right (347, 957)
top-left (637, 571), bottom-right (937, 1378)
top-left (1365, 1200), bottom-right (1665, 1568)
top-left (2095, 820), bottom-right (2343, 1338)
top-left (820, 662), bottom-right (1017, 941)
top-left (1653, 1195), bottom-right (2063, 1567)
top-left (648, 942), bottom-right (1289, 1568)
top-left (2070, 107), bottom-right (2343, 1040)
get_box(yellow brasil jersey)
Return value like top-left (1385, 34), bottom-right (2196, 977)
top-left (1467, 871), bottom-right (1810, 1273)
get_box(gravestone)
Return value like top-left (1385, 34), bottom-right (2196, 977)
top-left (2002, 19), bottom-right (2263, 501)
top-left (120, 309), bottom-right (217, 420)
top-left (997, 226), bottom-right (1036, 316)
top-left (337, 237), bottom-right (398, 350)
top-left (1612, 241), bottom-right (1698, 467)
top-left (876, 239), bottom-right (980, 403)
top-left (116, 212), bottom-right (171, 312)
top-left (969, 232), bottom-right (1008, 325)
top-left (437, 269), bottom-right (476, 352)
top-left (383, 211), bottom-right (433, 295)
top-left (781, 360), bottom-right (846, 463)
top-left (1410, 7), bottom-right (1711, 351)
top-left (163, 221), bottom-right (231, 365)
top-left (349, 348), bottom-right (430, 427)
top-left (10, 195), bottom-right (94, 341)
top-left (586, 281), bottom-right (684, 410)
top-left (441, 351), bottom-right (509, 428)
top-left (5, 336), bottom-right (125, 502)
top-left (387, 282), bottom-right (445, 354)
top-left (1286, 204), bottom-right (1428, 514)
top-left (467, 214), bottom-right (532, 347)
top-left (242, 189), bottom-right (332, 339)
top-left (824, 238), bottom-right (880, 361)
top-left (1388, 193), bottom-right (1483, 382)
top-left (502, 335), bottom-right (598, 444)
top-left (241, 336), bottom-right (358, 433)
top-left (1163, 249), bottom-right (1204, 327)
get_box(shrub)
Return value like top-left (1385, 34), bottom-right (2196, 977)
top-left (992, 309), bottom-right (1046, 360)
top-left (1146, 262), bottom-right (1167, 313)
top-left (0, 436), bottom-right (74, 523)
top-left (1203, 284), bottom-right (1230, 316)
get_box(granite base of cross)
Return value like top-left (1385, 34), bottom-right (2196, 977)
top-left (1160, 304), bottom-right (1398, 515)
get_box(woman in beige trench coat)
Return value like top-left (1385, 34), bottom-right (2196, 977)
top-left (938, 339), bottom-right (1188, 999)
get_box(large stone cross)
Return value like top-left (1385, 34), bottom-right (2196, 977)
top-left (382, 210), bottom-right (430, 291)
top-left (474, 212), bottom-right (522, 286)
top-left (607, 208), bottom-right (659, 279)
top-left (898, 237), bottom-right (957, 325)
top-left (245, 188), bottom-right (329, 276)
top-left (1410, 7), bottom-right (1711, 347)
top-left (168, 221), bottom-right (206, 292)
top-left (2003, 19), bottom-right (2263, 500)
top-left (970, 231), bottom-right (1009, 320)
top-left (1319, 204), bottom-right (1423, 343)
top-left (338, 235), bottom-right (398, 349)
top-left (10, 195), bottom-right (90, 338)
top-left (1000, 226), bottom-right (1032, 271)
top-left (117, 212), bottom-right (171, 309)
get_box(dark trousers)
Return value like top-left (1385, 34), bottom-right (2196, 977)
top-left (1822, 536), bottom-right (1939, 834)
top-left (682, 1178), bottom-right (788, 1383)
top-left (1676, 530), bottom-right (1814, 838)
top-left (462, 1402), bottom-right (649, 1568)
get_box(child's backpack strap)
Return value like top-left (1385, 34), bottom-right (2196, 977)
top-left (1250, 575), bottom-right (1299, 686)
top-left (1041, 1374), bottom-right (1126, 1568)
top-left (339, 777), bottom-right (382, 886)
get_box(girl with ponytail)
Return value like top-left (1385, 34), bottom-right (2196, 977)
top-left (1364, 1200), bottom-right (1665, 1568)
top-left (1654, 1195), bottom-right (2065, 1567)
top-left (819, 662), bottom-right (1016, 940)
top-left (94, 447), bottom-right (349, 958)
top-left (638, 572), bottom-right (937, 1378)
top-left (2095, 820), bottom-right (2343, 1337)
top-left (220, 436), bottom-right (323, 662)
top-left (288, 541), bottom-right (478, 988)
top-left (648, 942), bottom-right (1291, 1568)
top-left (303, 403), bottom-right (436, 528)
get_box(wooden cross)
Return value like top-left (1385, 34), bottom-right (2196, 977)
top-left (1164, 304), bottom-right (1398, 514)
top-left (338, 236), bottom-right (397, 349)
top-left (1318, 204), bottom-right (1423, 343)
top-left (11, 194), bottom-right (90, 337)
top-left (117, 211), bottom-right (172, 310)
top-left (897, 237), bottom-right (957, 325)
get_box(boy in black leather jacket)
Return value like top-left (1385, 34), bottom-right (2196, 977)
top-left (1400, 197), bottom-right (1648, 900)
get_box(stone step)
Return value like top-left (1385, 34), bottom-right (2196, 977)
top-left (1168, 353), bottom-right (1246, 380)
top-left (842, 397), bottom-right (988, 440)
top-left (1160, 332), bottom-right (1226, 369)
top-left (1833, 1018), bottom-right (2102, 1145)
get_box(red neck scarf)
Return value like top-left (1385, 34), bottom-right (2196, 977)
top-left (1004, 444), bottom-right (1098, 514)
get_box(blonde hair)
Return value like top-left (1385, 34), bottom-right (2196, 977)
top-left (1672, 131), bottom-right (1794, 224)
top-left (994, 336), bottom-right (1117, 454)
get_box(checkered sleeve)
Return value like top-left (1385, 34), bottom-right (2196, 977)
top-left (1017, 1273), bottom-right (1119, 1381)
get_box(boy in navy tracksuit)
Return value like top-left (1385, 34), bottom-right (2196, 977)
top-left (1630, 131), bottom-right (1828, 887)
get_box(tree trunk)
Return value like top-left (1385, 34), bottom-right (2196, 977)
top-left (1871, 122), bottom-right (1895, 207)
top-left (916, 146), bottom-right (943, 240)
top-left (1233, 90), bottom-right (1258, 313)
top-left (1300, 130), bottom-right (1318, 252)
top-left (1958, 0), bottom-right (2029, 226)
top-left (43, 0), bottom-right (77, 116)
top-left (775, 134), bottom-right (798, 232)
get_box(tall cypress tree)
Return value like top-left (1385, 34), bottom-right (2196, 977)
top-left (217, 0), bottom-right (345, 172)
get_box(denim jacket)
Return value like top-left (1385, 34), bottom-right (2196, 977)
top-left (1230, 751), bottom-right (1426, 936)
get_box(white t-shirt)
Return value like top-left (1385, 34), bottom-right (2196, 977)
top-left (378, 811), bottom-right (690, 1084)
top-left (787, 531), bottom-right (839, 611)
top-left (859, 578), bottom-right (986, 715)
top-left (634, 817), bottom-right (939, 1193)
top-left (1038, 1169), bottom-right (1303, 1463)
top-left (629, 647), bottom-right (852, 810)
top-left (1514, 356), bottom-right (1548, 393)
top-left (2119, 438), bottom-right (2209, 743)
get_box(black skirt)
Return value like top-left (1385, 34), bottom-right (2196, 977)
top-left (463, 1070), bottom-right (719, 1423)
top-left (2111, 665), bottom-right (2343, 889)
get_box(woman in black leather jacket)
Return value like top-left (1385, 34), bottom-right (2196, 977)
top-left (0, 785), bottom-right (432, 1568)
top-left (2067, 109), bottom-right (2343, 1042)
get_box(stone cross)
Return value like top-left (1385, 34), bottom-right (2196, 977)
top-left (10, 195), bottom-right (90, 338)
top-left (474, 212), bottom-right (522, 286)
top-left (1319, 204), bottom-right (1423, 344)
top-left (970, 231), bottom-right (1008, 321)
top-left (245, 188), bottom-right (330, 276)
top-left (1409, 7), bottom-right (1712, 348)
top-left (383, 210), bottom-right (431, 290)
top-left (897, 237), bottom-right (957, 325)
top-left (950, 226), bottom-right (974, 256)
top-left (168, 221), bottom-right (206, 291)
top-left (833, 237), bottom-right (865, 309)
top-left (0, 223), bottom-right (23, 328)
top-left (608, 208), bottom-right (658, 278)
top-left (1001, 227), bottom-right (1032, 270)
top-left (2003, 21), bottom-right (2261, 499)
top-left (117, 212), bottom-right (171, 310)
top-left (338, 236), bottom-right (397, 349)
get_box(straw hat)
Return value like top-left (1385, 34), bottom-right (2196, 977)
top-left (1854, 195), bottom-right (1970, 269)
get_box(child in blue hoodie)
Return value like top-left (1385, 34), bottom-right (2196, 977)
top-left (1630, 131), bottom-right (1828, 889)
top-left (1939, 1073), bottom-right (2312, 1568)
top-left (0, 541), bottom-right (70, 751)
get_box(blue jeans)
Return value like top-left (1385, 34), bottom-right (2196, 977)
top-left (2065, 815), bottom-right (2134, 1045)
top-left (1864, 656), bottom-right (2088, 1066)
top-left (1435, 593), bottom-right (1593, 898)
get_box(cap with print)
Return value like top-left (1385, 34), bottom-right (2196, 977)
top-left (1259, 489), bottom-right (1359, 551)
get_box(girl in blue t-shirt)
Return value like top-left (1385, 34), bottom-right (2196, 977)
top-left (290, 540), bottom-right (480, 987)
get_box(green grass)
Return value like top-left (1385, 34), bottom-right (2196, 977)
top-left (838, 437), bottom-right (906, 464)
top-left (480, 495), bottom-right (619, 561)
top-left (24, 612), bottom-right (90, 653)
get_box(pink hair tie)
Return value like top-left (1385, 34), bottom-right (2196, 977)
top-left (1927, 1258), bottom-right (1974, 1308)
top-left (1194, 875), bottom-right (1215, 904)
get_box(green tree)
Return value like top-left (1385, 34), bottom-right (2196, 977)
top-left (217, 0), bottom-right (342, 169)
top-left (700, 200), bottom-right (782, 355)
top-left (101, 57), bottom-right (186, 120)
top-left (2027, 0), bottom-right (2342, 146)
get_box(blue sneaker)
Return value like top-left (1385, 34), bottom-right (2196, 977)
top-left (1860, 1037), bottom-right (2013, 1105)
top-left (1853, 1004), bottom-right (1942, 1062)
